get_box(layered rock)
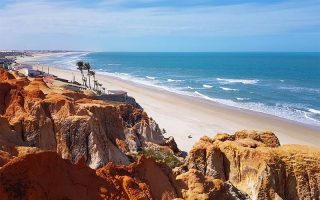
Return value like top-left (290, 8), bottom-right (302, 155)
top-left (175, 169), bottom-right (249, 199)
top-left (0, 151), bottom-right (180, 200)
top-left (179, 130), bottom-right (320, 200)
top-left (1, 69), bottom-right (320, 200)
top-left (0, 69), bottom-right (178, 168)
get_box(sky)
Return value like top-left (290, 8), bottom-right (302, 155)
top-left (0, 0), bottom-right (319, 52)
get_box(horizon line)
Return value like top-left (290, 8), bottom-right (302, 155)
top-left (2, 50), bottom-right (320, 53)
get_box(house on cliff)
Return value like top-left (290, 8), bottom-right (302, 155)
top-left (0, 58), bottom-right (14, 69)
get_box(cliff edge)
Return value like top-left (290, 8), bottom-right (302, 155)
top-left (0, 68), bottom-right (179, 169)
top-left (1, 68), bottom-right (320, 200)
top-left (177, 130), bottom-right (320, 199)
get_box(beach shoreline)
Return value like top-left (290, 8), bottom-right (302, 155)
top-left (16, 53), bottom-right (320, 152)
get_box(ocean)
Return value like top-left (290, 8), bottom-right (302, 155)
top-left (31, 52), bottom-right (320, 127)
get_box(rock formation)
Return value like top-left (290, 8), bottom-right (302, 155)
top-left (178, 130), bottom-right (320, 200)
top-left (0, 151), bottom-right (180, 200)
top-left (0, 68), bottom-right (178, 169)
top-left (1, 69), bottom-right (320, 200)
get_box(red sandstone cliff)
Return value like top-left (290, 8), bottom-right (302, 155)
top-left (1, 69), bottom-right (320, 200)
top-left (0, 152), bottom-right (180, 200)
top-left (0, 68), bottom-right (178, 169)
top-left (177, 130), bottom-right (320, 199)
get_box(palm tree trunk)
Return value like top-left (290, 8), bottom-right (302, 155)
top-left (81, 72), bottom-right (84, 85)
top-left (88, 75), bottom-right (91, 89)
top-left (93, 76), bottom-right (96, 90)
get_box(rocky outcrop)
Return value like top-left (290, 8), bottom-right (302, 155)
top-left (179, 130), bottom-right (320, 200)
top-left (175, 169), bottom-right (250, 199)
top-left (1, 69), bottom-right (320, 200)
top-left (0, 69), bottom-right (178, 169)
top-left (0, 151), bottom-right (180, 200)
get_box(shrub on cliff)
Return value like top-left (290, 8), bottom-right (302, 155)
top-left (138, 147), bottom-right (182, 168)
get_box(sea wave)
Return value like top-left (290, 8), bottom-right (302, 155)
top-left (309, 108), bottom-right (320, 114)
top-left (193, 91), bottom-right (320, 126)
top-left (279, 86), bottom-right (320, 94)
top-left (146, 76), bottom-right (156, 80)
top-left (167, 79), bottom-right (182, 82)
top-left (203, 84), bottom-right (213, 88)
top-left (217, 78), bottom-right (259, 85)
top-left (236, 97), bottom-right (250, 101)
top-left (220, 87), bottom-right (238, 91)
top-left (187, 86), bottom-right (194, 89)
top-left (186, 86), bottom-right (205, 90)
top-left (304, 113), bottom-right (319, 122)
top-left (98, 71), bottom-right (194, 98)
top-left (107, 63), bottom-right (121, 66)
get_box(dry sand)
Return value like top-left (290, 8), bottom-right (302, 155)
top-left (17, 54), bottom-right (320, 152)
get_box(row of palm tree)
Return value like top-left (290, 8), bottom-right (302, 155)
top-left (76, 61), bottom-right (105, 94)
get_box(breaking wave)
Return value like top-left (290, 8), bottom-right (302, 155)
top-left (220, 87), bottom-right (239, 91)
top-left (217, 78), bottom-right (259, 85)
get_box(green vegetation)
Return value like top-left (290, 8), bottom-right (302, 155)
top-left (138, 148), bottom-right (182, 168)
top-left (76, 60), bottom-right (104, 95)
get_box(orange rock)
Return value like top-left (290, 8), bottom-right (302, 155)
top-left (0, 152), bottom-right (131, 199)
top-left (0, 68), bottom-right (15, 81)
top-left (182, 130), bottom-right (320, 199)
top-left (0, 70), bottom-right (179, 169)
top-left (0, 152), bottom-right (180, 200)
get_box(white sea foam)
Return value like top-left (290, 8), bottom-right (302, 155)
top-left (217, 78), bottom-right (259, 85)
top-left (203, 84), bottom-right (213, 88)
top-left (107, 63), bottom-right (121, 66)
top-left (146, 76), bottom-right (156, 80)
top-left (193, 90), bottom-right (320, 126)
top-left (220, 87), bottom-right (238, 91)
top-left (236, 97), bottom-right (250, 101)
top-left (280, 80), bottom-right (285, 82)
top-left (304, 112), bottom-right (319, 122)
top-left (167, 79), bottom-right (182, 82)
top-left (194, 91), bottom-right (203, 96)
top-left (279, 86), bottom-right (320, 94)
top-left (309, 108), bottom-right (320, 114)
top-left (98, 71), bottom-right (193, 98)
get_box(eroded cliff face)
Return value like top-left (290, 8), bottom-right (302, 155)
top-left (0, 151), bottom-right (181, 200)
top-left (0, 68), bottom-right (177, 169)
top-left (178, 130), bottom-right (320, 200)
top-left (1, 69), bottom-right (320, 200)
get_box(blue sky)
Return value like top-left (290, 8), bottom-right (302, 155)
top-left (0, 0), bottom-right (319, 51)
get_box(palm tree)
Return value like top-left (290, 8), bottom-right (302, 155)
top-left (95, 80), bottom-right (100, 91)
top-left (89, 70), bottom-right (96, 90)
top-left (76, 61), bottom-right (85, 85)
top-left (84, 62), bottom-right (92, 88)
top-left (98, 83), bottom-right (103, 95)
top-left (83, 77), bottom-right (88, 88)
top-left (99, 83), bottom-right (103, 92)
top-left (93, 80), bottom-right (98, 91)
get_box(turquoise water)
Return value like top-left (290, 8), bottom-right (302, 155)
top-left (33, 52), bottom-right (320, 127)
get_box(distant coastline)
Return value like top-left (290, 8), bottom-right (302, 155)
top-left (16, 52), bottom-right (320, 151)
top-left (19, 51), bottom-right (320, 127)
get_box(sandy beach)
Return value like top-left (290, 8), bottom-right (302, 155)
top-left (17, 54), bottom-right (320, 152)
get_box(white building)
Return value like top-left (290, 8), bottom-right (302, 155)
top-left (17, 68), bottom-right (42, 77)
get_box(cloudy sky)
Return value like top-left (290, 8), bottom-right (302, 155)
top-left (0, 0), bottom-right (319, 51)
